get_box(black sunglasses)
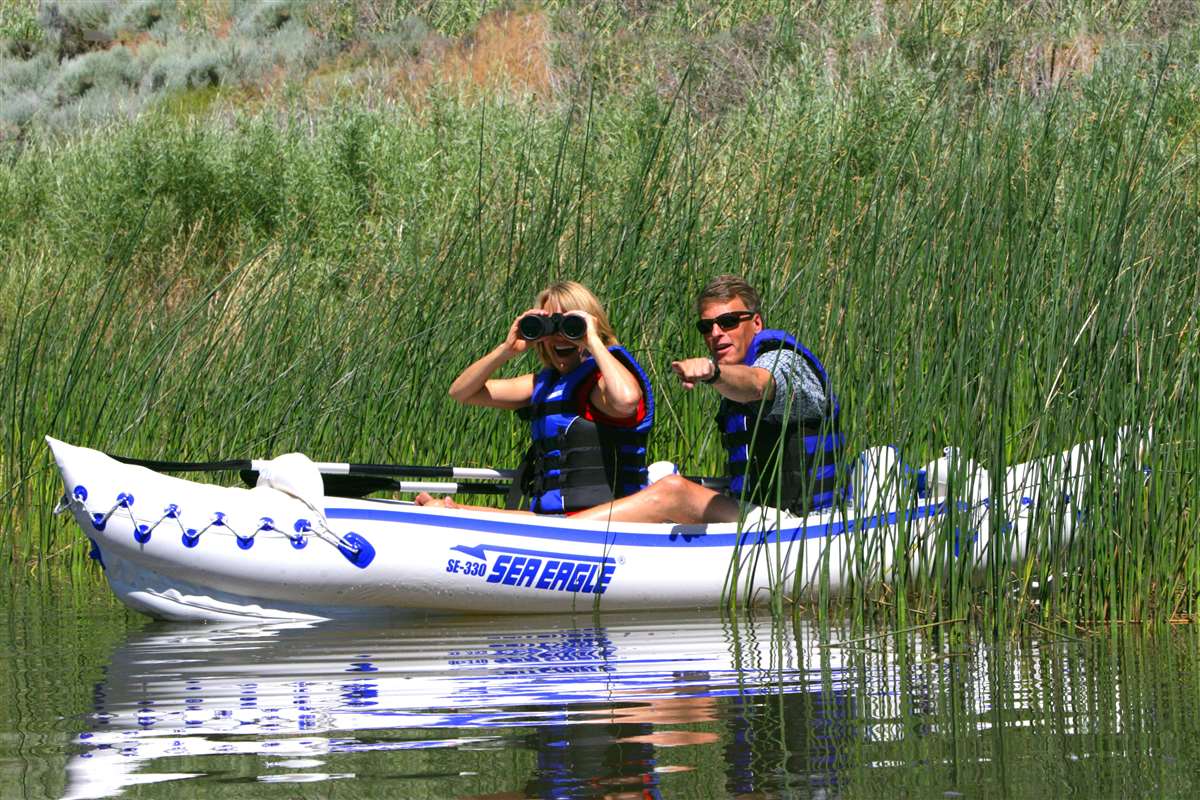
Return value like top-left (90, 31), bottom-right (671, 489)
top-left (696, 311), bottom-right (755, 335)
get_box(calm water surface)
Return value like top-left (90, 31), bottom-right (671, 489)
top-left (4, 587), bottom-right (1200, 799)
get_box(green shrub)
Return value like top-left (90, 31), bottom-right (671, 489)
top-left (0, 1), bottom-right (44, 57)
top-left (113, 0), bottom-right (176, 35)
top-left (0, 89), bottom-right (38, 138)
top-left (38, 0), bottom-right (113, 60)
top-left (0, 51), bottom-right (54, 93)
top-left (228, 19), bottom-right (319, 83)
top-left (234, 0), bottom-right (300, 37)
top-left (53, 45), bottom-right (137, 103)
top-left (364, 16), bottom-right (435, 59)
top-left (46, 87), bottom-right (135, 132)
top-left (140, 43), bottom-right (228, 94)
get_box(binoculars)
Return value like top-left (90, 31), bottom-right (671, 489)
top-left (518, 313), bottom-right (586, 341)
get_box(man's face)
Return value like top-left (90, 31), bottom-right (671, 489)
top-left (698, 298), bottom-right (762, 365)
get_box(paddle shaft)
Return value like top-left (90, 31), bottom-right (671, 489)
top-left (336, 478), bottom-right (510, 496)
top-left (112, 453), bottom-right (515, 481)
top-left (115, 452), bottom-right (727, 494)
top-left (235, 470), bottom-right (509, 498)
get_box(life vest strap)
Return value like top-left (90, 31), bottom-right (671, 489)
top-left (504, 445), bottom-right (536, 510)
top-left (529, 399), bottom-right (574, 419)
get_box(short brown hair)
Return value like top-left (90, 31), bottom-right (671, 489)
top-left (696, 275), bottom-right (761, 316)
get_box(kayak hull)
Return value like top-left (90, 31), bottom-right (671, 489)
top-left (46, 435), bottom-right (1134, 621)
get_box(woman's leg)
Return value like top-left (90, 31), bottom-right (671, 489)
top-left (570, 474), bottom-right (740, 524)
top-left (412, 492), bottom-right (536, 514)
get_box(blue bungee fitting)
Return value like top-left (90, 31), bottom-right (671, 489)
top-left (715, 329), bottom-right (844, 513)
top-left (524, 345), bottom-right (655, 515)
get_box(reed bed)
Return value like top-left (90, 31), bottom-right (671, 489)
top-left (1, 3), bottom-right (1196, 632)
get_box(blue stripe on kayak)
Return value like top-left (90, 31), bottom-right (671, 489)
top-left (452, 543), bottom-right (614, 563)
top-left (324, 503), bottom-right (947, 548)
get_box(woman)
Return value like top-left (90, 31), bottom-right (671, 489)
top-left (416, 281), bottom-right (654, 514)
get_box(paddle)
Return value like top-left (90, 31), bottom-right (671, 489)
top-left (110, 453), bottom-right (515, 481)
top-left (254, 472), bottom-right (510, 500)
top-left (111, 451), bottom-right (727, 498)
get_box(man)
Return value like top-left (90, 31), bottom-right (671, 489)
top-left (573, 275), bottom-right (843, 523)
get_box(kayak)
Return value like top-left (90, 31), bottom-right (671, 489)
top-left (45, 434), bottom-right (1135, 622)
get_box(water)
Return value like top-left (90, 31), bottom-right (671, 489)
top-left (4, 587), bottom-right (1200, 799)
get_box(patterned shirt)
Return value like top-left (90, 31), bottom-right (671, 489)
top-left (749, 347), bottom-right (828, 422)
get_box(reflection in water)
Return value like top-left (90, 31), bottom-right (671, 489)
top-left (54, 612), bottom-right (1200, 799)
top-left (724, 688), bottom-right (853, 796)
top-left (66, 613), bottom-right (858, 799)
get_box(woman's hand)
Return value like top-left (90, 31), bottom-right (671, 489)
top-left (503, 308), bottom-right (547, 356)
top-left (564, 310), bottom-right (601, 352)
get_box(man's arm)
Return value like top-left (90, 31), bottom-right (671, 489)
top-left (671, 357), bottom-right (774, 404)
top-left (752, 348), bottom-right (827, 421)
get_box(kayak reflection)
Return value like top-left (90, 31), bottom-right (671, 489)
top-left (66, 612), bottom-right (875, 799)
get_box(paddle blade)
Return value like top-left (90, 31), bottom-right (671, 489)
top-left (321, 474), bottom-right (398, 498)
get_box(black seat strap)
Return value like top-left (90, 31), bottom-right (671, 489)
top-left (504, 445), bottom-right (536, 510)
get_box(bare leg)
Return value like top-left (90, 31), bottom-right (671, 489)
top-left (414, 492), bottom-right (458, 508)
top-left (412, 492), bottom-right (536, 515)
top-left (571, 474), bottom-right (741, 524)
top-left (414, 477), bottom-right (740, 523)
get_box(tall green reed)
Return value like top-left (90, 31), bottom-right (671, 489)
top-left (0, 24), bottom-right (1195, 628)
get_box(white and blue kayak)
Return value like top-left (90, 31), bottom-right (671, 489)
top-left (46, 434), bottom-right (1142, 622)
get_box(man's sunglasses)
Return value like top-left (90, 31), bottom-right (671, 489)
top-left (696, 311), bottom-right (755, 335)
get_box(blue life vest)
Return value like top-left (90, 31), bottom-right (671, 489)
top-left (525, 346), bottom-right (655, 514)
top-left (715, 330), bottom-right (844, 513)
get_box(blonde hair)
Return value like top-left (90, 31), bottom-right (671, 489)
top-left (533, 281), bottom-right (618, 369)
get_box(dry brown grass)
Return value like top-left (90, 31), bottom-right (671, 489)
top-left (112, 29), bottom-right (155, 54)
top-left (229, 9), bottom-right (556, 118)
top-left (392, 9), bottom-right (554, 107)
top-left (212, 15), bottom-right (234, 41)
top-left (1014, 33), bottom-right (1103, 96)
top-left (193, 0), bottom-right (234, 37)
top-left (440, 9), bottom-right (553, 97)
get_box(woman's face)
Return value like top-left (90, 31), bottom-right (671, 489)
top-left (541, 299), bottom-right (585, 373)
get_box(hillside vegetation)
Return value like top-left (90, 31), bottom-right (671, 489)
top-left (1, 1), bottom-right (1197, 627)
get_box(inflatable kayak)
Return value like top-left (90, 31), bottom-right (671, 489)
top-left (46, 434), bottom-right (1137, 622)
